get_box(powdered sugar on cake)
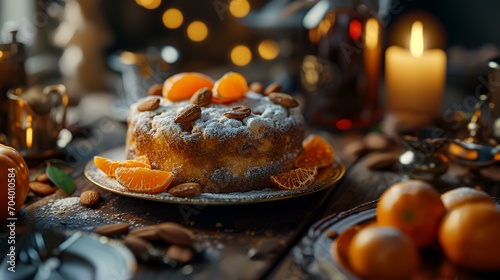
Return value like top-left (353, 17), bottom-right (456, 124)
top-left (126, 90), bottom-right (305, 193)
top-left (129, 92), bottom-right (301, 141)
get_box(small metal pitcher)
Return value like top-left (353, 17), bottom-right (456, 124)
top-left (7, 84), bottom-right (68, 157)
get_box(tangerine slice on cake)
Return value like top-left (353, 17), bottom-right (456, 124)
top-left (163, 72), bottom-right (214, 101)
top-left (115, 167), bottom-right (174, 194)
top-left (270, 167), bottom-right (317, 190)
top-left (294, 134), bottom-right (335, 168)
top-left (212, 72), bottom-right (248, 103)
top-left (94, 156), bottom-right (151, 177)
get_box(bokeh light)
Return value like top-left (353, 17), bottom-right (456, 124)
top-left (136, 0), bottom-right (161, 10)
top-left (187, 21), bottom-right (208, 42)
top-left (162, 8), bottom-right (183, 29)
top-left (231, 45), bottom-right (252, 66)
top-left (229, 0), bottom-right (250, 18)
top-left (258, 39), bottom-right (280, 60)
top-left (161, 46), bottom-right (180, 63)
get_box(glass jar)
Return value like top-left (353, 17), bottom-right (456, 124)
top-left (300, 0), bottom-right (384, 131)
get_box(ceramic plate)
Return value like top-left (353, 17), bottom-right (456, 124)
top-left (0, 230), bottom-right (136, 280)
top-left (84, 146), bottom-right (345, 205)
top-left (294, 199), bottom-right (500, 280)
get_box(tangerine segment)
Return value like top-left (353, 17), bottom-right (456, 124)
top-left (270, 167), bottom-right (317, 190)
top-left (212, 72), bottom-right (248, 101)
top-left (94, 156), bottom-right (150, 177)
top-left (115, 167), bottom-right (174, 194)
top-left (294, 134), bottom-right (335, 168)
top-left (163, 72), bottom-right (214, 101)
top-left (134, 156), bottom-right (152, 168)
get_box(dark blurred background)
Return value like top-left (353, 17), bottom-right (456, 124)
top-left (1, 0), bottom-right (499, 95)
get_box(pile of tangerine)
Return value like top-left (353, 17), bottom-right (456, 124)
top-left (332, 181), bottom-right (500, 280)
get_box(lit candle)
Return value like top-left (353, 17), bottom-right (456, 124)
top-left (385, 21), bottom-right (446, 119)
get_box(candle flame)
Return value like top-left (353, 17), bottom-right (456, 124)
top-left (410, 21), bottom-right (424, 57)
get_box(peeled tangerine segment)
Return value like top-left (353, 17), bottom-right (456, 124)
top-left (294, 134), bottom-right (335, 168)
top-left (94, 156), bottom-right (151, 177)
top-left (212, 72), bottom-right (248, 103)
top-left (163, 72), bottom-right (214, 101)
top-left (270, 167), bottom-right (318, 190)
top-left (115, 167), bottom-right (174, 194)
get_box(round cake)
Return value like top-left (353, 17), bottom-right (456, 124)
top-left (125, 91), bottom-right (305, 193)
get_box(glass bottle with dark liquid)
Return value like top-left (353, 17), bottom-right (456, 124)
top-left (300, 0), bottom-right (383, 131)
top-left (0, 31), bottom-right (26, 141)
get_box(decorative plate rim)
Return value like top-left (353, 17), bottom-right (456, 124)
top-left (84, 145), bottom-right (345, 205)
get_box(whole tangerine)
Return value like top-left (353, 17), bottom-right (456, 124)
top-left (0, 144), bottom-right (30, 224)
top-left (163, 72), bottom-right (214, 101)
top-left (348, 226), bottom-right (420, 280)
top-left (212, 72), bottom-right (248, 103)
top-left (440, 186), bottom-right (495, 211)
top-left (376, 180), bottom-right (446, 248)
top-left (438, 202), bottom-right (500, 272)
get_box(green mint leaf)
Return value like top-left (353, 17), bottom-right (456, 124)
top-left (46, 165), bottom-right (75, 194)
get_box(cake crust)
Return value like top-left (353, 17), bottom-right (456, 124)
top-left (126, 92), bottom-right (305, 193)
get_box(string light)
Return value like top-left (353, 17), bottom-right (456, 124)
top-left (163, 8), bottom-right (183, 29)
top-left (258, 39), bottom-right (280, 60)
top-left (136, 0), bottom-right (161, 10)
top-left (187, 21), bottom-right (208, 42)
top-left (161, 46), bottom-right (179, 63)
top-left (231, 45), bottom-right (252, 66)
top-left (229, 0), bottom-right (250, 18)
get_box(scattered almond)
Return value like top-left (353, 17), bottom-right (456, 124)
top-left (122, 235), bottom-right (155, 261)
top-left (168, 182), bottom-right (202, 197)
top-left (29, 182), bottom-right (55, 196)
top-left (189, 87), bottom-right (212, 107)
top-left (156, 222), bottom-right (194, 247)
top-left (166, 245), bottom-right (194, 263)
top-left (364, 132), bottom-right (390, 151)
top-left (174, 104), bottom-right (202, 123)
top-left (137, 97), bottom-right (160, 112)
top-left (269, 92), bottom-right (299, 108)
top-left (363, 152), bottom-right (400, 170)
top-left (129, 226), bottom-right (162, 241)
top-left (264, 82), bottom-right (281, 96)
top-left (35, 172), bottom-right (51, 184)
top-left (223, 106), bottom-right (251, 120)
top-left (344, 140), bottom-right (367, 159)
top-left (147, 84), bottom-right (163, 96)
top-left (249, 82), bottom-right (264, 94)
top-left (80, 190), bottom-right (101, 207)
top-left (95, 222), bottom-right (131, 237)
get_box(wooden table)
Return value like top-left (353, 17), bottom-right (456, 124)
top-left (3, 116), bottom-right (500, 280)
